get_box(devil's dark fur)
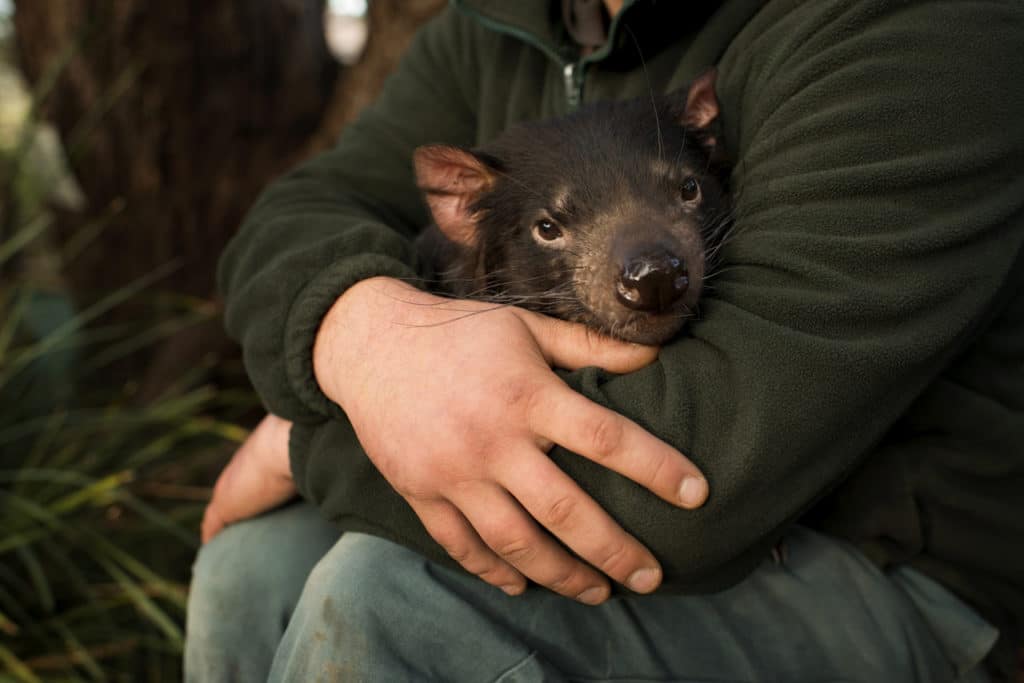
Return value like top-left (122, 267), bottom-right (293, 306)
top-left (416, 81), bottom-right (733, 345)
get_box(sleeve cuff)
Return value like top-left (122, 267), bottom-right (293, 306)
top-left (288, 418), bottom-right (315, 499)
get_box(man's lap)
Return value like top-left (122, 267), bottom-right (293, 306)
top-left (185, 503), bottom-right (996, 682)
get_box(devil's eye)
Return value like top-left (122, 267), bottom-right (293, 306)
top-left (533, 219), bottom-right (563, 241)
top-left (680, 177), bottom-right (701, 202)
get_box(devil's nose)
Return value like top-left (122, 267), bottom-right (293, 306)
top-left (616, 250), bottom-right (689, 312)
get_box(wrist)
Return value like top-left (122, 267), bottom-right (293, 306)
top-left (312, 276), bottom-right (410, 406)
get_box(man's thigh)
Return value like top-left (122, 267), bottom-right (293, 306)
top-left (270, 526), bottom-right (988, 683)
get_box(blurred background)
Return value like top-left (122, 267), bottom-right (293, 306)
top-left (0, 1), bottom-right (443, 680)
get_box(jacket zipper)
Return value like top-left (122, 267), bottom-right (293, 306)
top-left (563, 63), bottom-right (584, 110)
top-left (453, 0), bottom-right (640, 110)
top-left (452, 3), bottom-right (586, 111)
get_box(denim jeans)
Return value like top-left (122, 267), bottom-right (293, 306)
top-left (185, 502), bottom-right (997, 682)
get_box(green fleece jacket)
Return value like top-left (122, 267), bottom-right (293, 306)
top-left (219, 0), bottom-right (1024, 675)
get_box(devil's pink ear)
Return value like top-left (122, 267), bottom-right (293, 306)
top-left (413, 145), bottom-right (496, 247)
top-left (682, 68), bottom-right (720, 130)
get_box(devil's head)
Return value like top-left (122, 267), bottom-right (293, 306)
top-left (414, 70), bottom-right (730, 345)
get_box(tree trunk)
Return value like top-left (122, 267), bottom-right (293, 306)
top-left (13, 0), bottom-right (339, 300)
top-left (12, 0), bottom-right (444, 390)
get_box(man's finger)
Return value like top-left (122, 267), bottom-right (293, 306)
top-left (497, 452), bottom-right (663, 593)
top-left (408, 497), bottom-right (527, 595)
top-left (520, 310), bottom-right (659, 373)
top-left (527, 381), bottom-right (708, 509)
top-left (453, 485), bottom-right (612, 604)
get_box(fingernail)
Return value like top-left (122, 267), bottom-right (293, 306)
top-left (678, 476), bottom-right (708, 508)
top-left (627, 567), bottom-right (661, 593)
top-left (501, 584), bottom-right (523, 596)
top-left (577, 586), bottom-right (607, 605)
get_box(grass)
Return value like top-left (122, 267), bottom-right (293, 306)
top-left (0, 21), bottom-right (256, 683)
top-left (0, 375), bottom-right (251, 682)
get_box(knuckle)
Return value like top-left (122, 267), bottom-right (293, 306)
top-left (491, 370), bottom-right (540, 413)
top-left (420, 513), bottom-right (465, 550)
top-left (587, 415), bottom-right (624, 461)
top-left (645, 450), bottom-right (673, 488)
top-left (443, 404), bottom-right (489, 449)
top-left (542, 495), bottom-right (579, 530)
top-left (546, 565), bottom-right (582, 594)
top-left (457, 431), bottom-right (491, 467)
top-left (503, 376), bottom-right (544, 413)
top-left (493, 536), bottom-right (536, 565)
top-left (595, 541), bottom-right (632, 578)
top-left (496, 376), bottom-right (533, 411)
top-left (441, 541), bottom-right (473, 565)
top-left (476, 563), bottom-right (512, 585)
top-left (431, 523), bottom-right (503, 577)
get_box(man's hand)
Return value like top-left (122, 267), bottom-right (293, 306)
top-left (201, 413), bottom-right (298, 544)
top-left (314, 276), bottom-right (708, 604)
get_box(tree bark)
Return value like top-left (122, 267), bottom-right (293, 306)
top-left (11, 0), bottom-right (444, 389)
top-left (13, 0), bottom-right (339, 299)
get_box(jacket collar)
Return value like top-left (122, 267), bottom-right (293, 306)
top-left (450, 0), bottom-right (573, 64)
top-left (450, 0), bottom-right (714, 68)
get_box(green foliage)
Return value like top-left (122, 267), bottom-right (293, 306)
top-left (0, 32), bottom-right (253, 683)
top-left (0, 367), bottom-right (250, 683)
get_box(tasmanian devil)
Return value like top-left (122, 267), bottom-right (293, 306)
top-left (412, 69), bottom-right (731, 345)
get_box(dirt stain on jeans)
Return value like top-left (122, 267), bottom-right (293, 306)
top-left (322, 596), bottom-right (337, 625)
top-left (317, 661), bottom-right (346, 683)
top-left (315, 595), bottom-right (370, 682)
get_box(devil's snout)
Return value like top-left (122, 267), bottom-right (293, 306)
top-left (616, 247), bottom-right (689, 313)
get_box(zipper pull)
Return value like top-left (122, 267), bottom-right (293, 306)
top-left (563, 63), bottom-right (582, 110)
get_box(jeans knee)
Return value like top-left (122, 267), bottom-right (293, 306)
top-left (269, 534), bottom-right (442, 681)
top-left (188, 525), bottom-right (259, 625)
top-left (189, 502), bottom-right (339, 617)
top-left (301, 533), bottom-right (407, 620)
top-left (185, 503), bottom-right (339, 682)
top-left (284, 532), bottom-right (434, 651)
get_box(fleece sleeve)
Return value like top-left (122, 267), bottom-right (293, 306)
top-left (217, 9), bottom-right (479, 423)
top-left (551, 0), bottom-right (1024, 590)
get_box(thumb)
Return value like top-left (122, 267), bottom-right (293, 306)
top-left (520, 311), bottom-right (659, 373)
